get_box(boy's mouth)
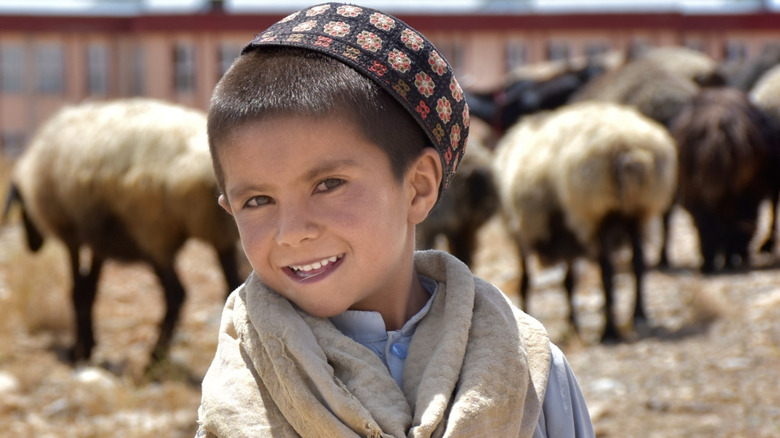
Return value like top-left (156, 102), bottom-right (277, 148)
top-left (288, 254), bottom-right (344, 280)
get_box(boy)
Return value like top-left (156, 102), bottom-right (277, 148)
top-left (197, 3), bottom-right (594, 437)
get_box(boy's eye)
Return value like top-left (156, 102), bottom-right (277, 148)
top-left (244, 195), bottom-right (273, 208)
top-left (315, 178), bottom-right (345, 193)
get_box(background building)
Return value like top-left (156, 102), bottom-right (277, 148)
top-left (1, 0), bottom-right (780, 155)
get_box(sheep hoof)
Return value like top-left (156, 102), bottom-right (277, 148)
top-left (68, 343), bottom-right (94, 365)
top-left (144, 357), bottom-right (198, 384)
top-left (599, 325), bottom-right (622, 344)
top-left (700, 262), bottom-right (717, 275)
top-left (655, 255), bottom-right (672, 271)
top-left (759, 240), bottom-right (775, 254)
top-left (630, 317), bottom-right (654, 341)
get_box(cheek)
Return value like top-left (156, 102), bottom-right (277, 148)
top-left (325, 187), bottom-right (390, 228)
top-left (234, 216), bottom-right (273, 257)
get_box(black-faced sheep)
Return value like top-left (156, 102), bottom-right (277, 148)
top-left (668, 88), bottom-right (780, 272)
top-left (4, 98), bottom-right (242, 368)
top-left (493, 101), bottom-right (677, 342)
top-left (416, 138), bottom-right (500, 267)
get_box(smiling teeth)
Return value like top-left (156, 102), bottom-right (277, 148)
top-left (291, 255), bottom-right (340, 272)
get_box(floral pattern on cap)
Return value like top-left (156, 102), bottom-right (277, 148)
top-left (242, 2), bottom-right (469, 195)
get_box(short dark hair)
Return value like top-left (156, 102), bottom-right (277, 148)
top-left (208, 47), bottom-right (429, 193)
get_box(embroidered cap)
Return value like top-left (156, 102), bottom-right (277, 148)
top-left (242, 2), bottom-right (469, 195)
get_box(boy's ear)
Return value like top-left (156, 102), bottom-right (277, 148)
top-left (407, 147), bottom-right (442, 225)
top-left (218, 194), bottom-right (234, 216)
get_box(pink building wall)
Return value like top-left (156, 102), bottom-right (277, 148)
top-left (1, 10), bottom-right (780, 155)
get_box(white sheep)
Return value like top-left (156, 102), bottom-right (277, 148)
top-left (5, 98), bottom-right (242, 369)
top-left (494, 101), bottom-right (677, 342)
top-left (751, 63), bottom-right (780, 123)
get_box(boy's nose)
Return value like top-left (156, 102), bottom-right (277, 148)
top-left (274, 204), bottom-right (319, 246)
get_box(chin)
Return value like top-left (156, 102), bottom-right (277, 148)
top-left (301, 304), bottom-right (347, 319)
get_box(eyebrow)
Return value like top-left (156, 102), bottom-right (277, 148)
top-left (226, 157), bottom-right (362, 200)
top-left (301, 157), bottom-right (361, 182)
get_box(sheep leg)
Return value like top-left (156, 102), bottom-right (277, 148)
top-left (69, 247), bottom-right (103, 363)
top-left (693, 212), bottom-right (719, 273)
top-left (657, 208), bottom-right (673, 269)
top-left (149, 266), bottom-right (186, 365)
top-left (759, 197), bottom-right (777, 254)
top-left (450, 230), bottom-right (477, 268)
top-left (598, 249), bottom-right (620, 343)
top-left (217, 248), bottom-right (242, 296)
top-left (563, 262), bottom-right (578, 336)
top-left (518, 245), bottom-right (531, 312)
top-left (630, 221), bottom-right (648, 329)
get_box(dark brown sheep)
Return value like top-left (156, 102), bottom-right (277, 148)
top-left (750, 64), bottom-right (780, 254)
top-left (416, 139), bottom-right (500, 268)
top-left (668, 87), bottom-right (780, 272)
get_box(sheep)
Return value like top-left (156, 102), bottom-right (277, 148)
top-left (3, 98), bottom-right (242, 369)
top-left (751, 63), bottom-right (780, 123)
top-left (667, 88), bottom-right (780, 272)
top-left (416, 138), bottom-right (500, 267)
top-left (493, 101), bottom-right (677, 342)
top-left (724, 43), bottom-right (780, 91)
top-left (570, 54), bottom-right (700, 129)
top-left (634, 46), bottom-right (726, 87)
top-left (465, 56), bottom-right (610, 137)
top-left (750, 64), bottom-right (780, 254)
top-left (570, 50), bottom-right (708, 269)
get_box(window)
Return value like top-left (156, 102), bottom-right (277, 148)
top-left (132, 45), bottom-right (145, 95)
top-left (218, 43), bottom-right (242, 80)
top-left (36, 43), bottom-right (65, 94)
top-left (174, 43), bottom-right (196, 93)
top-left (585, 41), bottom-right (610, 58)
top-left (87, 43), bottom-right (109, 95)
top-left (546, 41), bottom-right (570, 61)
top-left (684, 39), bottom-right (705, 53)
top-left (2, 132), bottom-right (27, 158)
top-left (628, 38), bottom-right (652, 58)
top-left (723, 41), bottom-right (747, 61)
top-left (436, 40), bottom-right (465, 75)
top-left (505, 41), bottom-right (528, 72)
top-left (1, 44), bottom-right (25, 93)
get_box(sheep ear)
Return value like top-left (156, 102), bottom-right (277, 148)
top-left (217, 194), bottom-right (234, 216)
top-left (407, 147), bottom-right (442, 225)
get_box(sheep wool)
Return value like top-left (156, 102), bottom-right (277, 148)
top-left (570, 57), bottom-right (699, 128)
top-left (12, 98), bottom-right (237, 268)
top-left (750, 63), bottom-right (780, 125)
top-left (494, 101), bottom-right (677, 256)
top-left (10, 97), bottom-right (241, 366)
top-left (637, 46), bottom-right (722, 86)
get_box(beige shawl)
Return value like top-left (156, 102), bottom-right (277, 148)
top-left (197, 250), bottom-right (551, 438)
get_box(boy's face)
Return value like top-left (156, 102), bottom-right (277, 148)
top-left (217, 115), bottom-right (439, 319)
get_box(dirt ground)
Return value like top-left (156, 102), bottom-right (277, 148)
top-left (1, 182), bottom-right (779, 437)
